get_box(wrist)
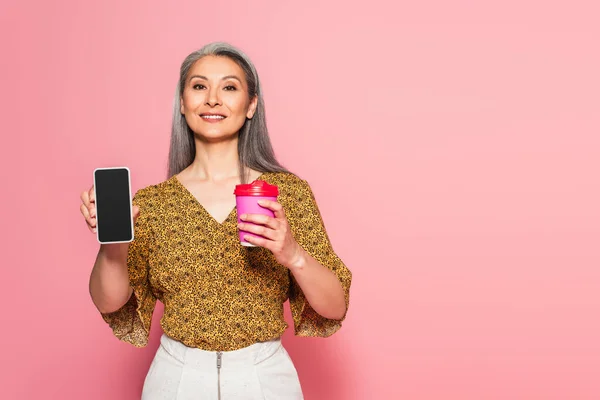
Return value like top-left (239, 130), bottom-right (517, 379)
top-left (287, 246), bottom-right (308, 272)
top-left (99, 243), bottom-right (129, 262)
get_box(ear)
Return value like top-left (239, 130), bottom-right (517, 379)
top-left (180, 97), bottom-right (185, 114)
top-left (246, 95), bottom-right (258, 119)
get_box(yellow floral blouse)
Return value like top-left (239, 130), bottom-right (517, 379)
top-left (101, 172), bottom-right (352, 351)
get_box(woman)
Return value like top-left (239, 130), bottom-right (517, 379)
top-left (80, 42), bottom-right (352, 400)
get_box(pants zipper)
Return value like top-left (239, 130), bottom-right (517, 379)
top-left (217, 351), bottom-right (223, 400)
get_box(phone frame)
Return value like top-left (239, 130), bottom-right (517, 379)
top-left (93, 166), bottom-right (135, 244)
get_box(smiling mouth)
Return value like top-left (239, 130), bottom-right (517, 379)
top-left (200, 114), bottom-right (226, 121)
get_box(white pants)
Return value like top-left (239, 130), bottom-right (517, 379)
top-left (141, 334), bottom-right (304, 400)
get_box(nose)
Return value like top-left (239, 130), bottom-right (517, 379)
top-left (206, 86), bottom-right (221, 107)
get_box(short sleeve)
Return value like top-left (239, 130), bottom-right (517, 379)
top-left (286, 179), bottom-right (352, 337)
top-left (100, 188), bottom-right (157, 348)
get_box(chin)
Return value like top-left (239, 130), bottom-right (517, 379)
top-left (193, 129), bottom-right (239, 143)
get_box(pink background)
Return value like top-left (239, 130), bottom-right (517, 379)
top-left (2, 0), bottom-right (599, 399)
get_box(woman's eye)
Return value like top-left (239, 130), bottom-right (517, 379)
top-left (224, 85), bottom-right (237, 91)
top-left (193, 84), bottom-right (206, 90)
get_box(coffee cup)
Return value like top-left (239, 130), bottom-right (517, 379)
top-left (234, 180), bottom-right (279, 247)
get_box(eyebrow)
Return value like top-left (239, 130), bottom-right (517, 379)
top-left (188, 75), bottom-right (243, 83)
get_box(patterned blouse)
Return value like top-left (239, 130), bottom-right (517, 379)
top-left (101, 172), bottom-right (352, 351)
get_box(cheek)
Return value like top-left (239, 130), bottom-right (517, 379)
top-left (227, 96), bottom-right (250, 117)
top-left (182, 91), bottom-right (204, 111)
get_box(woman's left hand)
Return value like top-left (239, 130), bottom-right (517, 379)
top-left (238, 199), bottom-right (304, 269)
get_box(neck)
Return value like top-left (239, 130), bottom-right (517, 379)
top-left (189, 135), bottom-right (241, 182)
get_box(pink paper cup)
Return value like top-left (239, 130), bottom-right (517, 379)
top-left (234, 180), bottom-right (279, 247)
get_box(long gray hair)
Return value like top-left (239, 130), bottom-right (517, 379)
top-left (167, 42), bottom-right (289, 183)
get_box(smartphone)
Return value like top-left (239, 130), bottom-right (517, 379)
top-left (93, 167), bottom-right (134, 244)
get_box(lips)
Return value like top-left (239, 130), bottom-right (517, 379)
top-left (200, 113), bottom-right (226, 120)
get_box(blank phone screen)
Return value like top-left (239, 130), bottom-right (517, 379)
top-left (94, 168), bottom-right (133, 243)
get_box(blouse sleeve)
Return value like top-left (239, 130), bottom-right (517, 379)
top-left (286, 178), bottom-right (352, 337)
top-left (100, 187), bottom-right (157, 348)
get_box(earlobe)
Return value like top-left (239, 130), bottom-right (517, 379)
top-left (247, 96), bottom-right (258, 119)
top-left (180, 98), bottom-right (184, 114)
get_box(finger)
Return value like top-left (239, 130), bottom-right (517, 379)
top-left (132, 205), bottom-right (140, 222)
top-left (243, 234), bottom-right (271, 249)
top-left (83, 194), bottom-right (96, 218)
top-left (81, 188), bottom-right (96, 217)
top-left (89, 186), bottom-right (95, 203)
top-left (80, 204), bottom-right (97, 232)
top-left (257, 199), bottom-right (285, 219)
top-left (239, 213), bottom-right (278, 228)
top-left (238, 222), bottom-right (277, 240)
top-left (80, 190), bottom-right (90, 207)
top-left (80, 203), bottom-right (90, 220)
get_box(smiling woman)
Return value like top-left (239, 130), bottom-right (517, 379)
top-left (180, 58), bottom-right (257, 144)
top-left (167, 43), bottom-right (288, 186)
top-left (80, 42), bottom-right (352, 400)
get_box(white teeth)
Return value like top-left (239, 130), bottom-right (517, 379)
top-left (202, 115), bottom-right (225, 119)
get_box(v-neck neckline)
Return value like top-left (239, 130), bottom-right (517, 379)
top-left (170, 172), bottom-right (266, 226)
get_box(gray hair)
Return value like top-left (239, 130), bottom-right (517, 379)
top-left (167, 42), bottom-right (289, 183)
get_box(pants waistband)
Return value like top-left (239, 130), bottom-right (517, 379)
top-left (159, 333), bottom-right (283, 368)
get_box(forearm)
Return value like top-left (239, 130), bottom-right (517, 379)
top-left (288, 248), bottom-right (347, 320)
top-left (89, 244), bottom-right (133, 314)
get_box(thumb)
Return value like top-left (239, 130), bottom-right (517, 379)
top-left (132, 205), bottom-right (140, 222)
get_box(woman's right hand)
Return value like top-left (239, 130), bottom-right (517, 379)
top-left (84, 185), bottom-right (139, 313)
top-left (80, 185), bottom-right (140, 236)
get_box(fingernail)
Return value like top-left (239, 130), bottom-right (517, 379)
top-left (240, 214), bottom-right (247, 220)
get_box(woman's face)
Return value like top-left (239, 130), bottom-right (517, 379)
top-left (180, 55), bottom-right (257, 142)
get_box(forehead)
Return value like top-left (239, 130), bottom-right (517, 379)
top-left (188, 55), bottom-right (246, 81)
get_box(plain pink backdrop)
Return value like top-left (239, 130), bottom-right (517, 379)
top-left (2, 0), bottom-right (599, 399)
